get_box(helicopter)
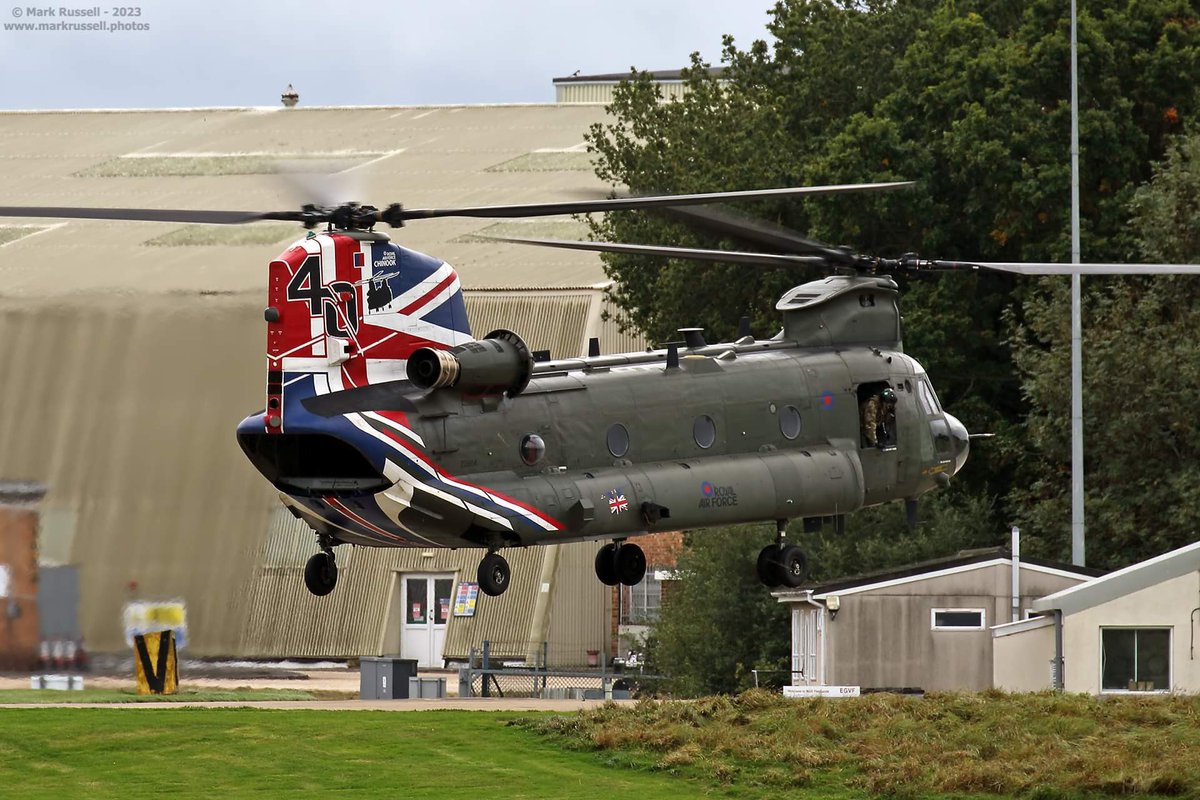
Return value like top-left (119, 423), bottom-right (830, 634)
top-left (4, 183), bottom-right (1198, 599)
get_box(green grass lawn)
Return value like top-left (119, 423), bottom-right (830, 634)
top-left (516, 690), bottom-right (1200, 798)
top-left (0, 709), bottom-right (766, 800)
top-left (0, 688), bottom-right (355, 704)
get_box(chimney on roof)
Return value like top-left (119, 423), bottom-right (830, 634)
top-left (281, 84), bottom-right (299, 108)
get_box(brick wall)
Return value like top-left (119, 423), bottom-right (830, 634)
top-left (610, 531), bottom-right (684, 654)
top-left (0, 505), bottom-right (40, 670)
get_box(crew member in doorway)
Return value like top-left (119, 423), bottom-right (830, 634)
top-left (878, 387), bottom-right (898, 447)
top-left (861, 392), bottom-right (881, 447)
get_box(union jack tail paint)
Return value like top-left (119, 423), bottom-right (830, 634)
top-left (262, 231), bottom-right (472, 432)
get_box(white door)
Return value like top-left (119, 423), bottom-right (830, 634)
top-left (401, 574), bottom-right (454, 668)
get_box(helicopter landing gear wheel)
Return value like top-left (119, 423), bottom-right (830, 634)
top-left (478, 552), bottom-right (511, 597)
top-left (304, 550), bottom-right (338, 596)
top-left (595, 543), bottom-right (620, 586)
top-left (775, 544), bottom-right (808, 588)
top-left (756, 544), bottom-right (783, 588)
top-left (615, 543), bottom-right (647, 586)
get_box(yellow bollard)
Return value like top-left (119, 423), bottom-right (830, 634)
top-left (133, 630), bottom-right (178, 695)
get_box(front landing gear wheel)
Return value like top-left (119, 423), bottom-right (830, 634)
top-left (304, 551), bottom-right (338, 596)
top-left (756, 545), bottom-right (782, 588)
top-left (595, 543), bottom-right (620, 586)
top-left (478, 552), bottom-right (511, 597)
top-left (776, 544), bottom-right (807, 588)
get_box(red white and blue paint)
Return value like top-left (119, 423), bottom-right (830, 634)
top-left (236, 232), bottom-right (564, 550)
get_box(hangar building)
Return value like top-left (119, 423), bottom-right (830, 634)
top-left (0, 101), bottom-right (646, 664)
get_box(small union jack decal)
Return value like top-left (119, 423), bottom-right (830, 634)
top-left (606, 489), bottom-right (629, 515)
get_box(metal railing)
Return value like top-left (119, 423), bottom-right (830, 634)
top-left (458, 640), bottom-right (664, 699)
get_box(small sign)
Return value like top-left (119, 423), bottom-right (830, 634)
top-left (123, 600), bottom-right (188, 649)
top-left (783, 685), bottom-right (861, 698)
top-left (0, 564), bottom-right (9, 599)
top-left (453, 582), bottom-right (479, 617)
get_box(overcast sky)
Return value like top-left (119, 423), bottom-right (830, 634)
top-left (0, 1), bottom-right (776, 109)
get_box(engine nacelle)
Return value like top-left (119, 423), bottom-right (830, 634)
top-left (407, 329), bottom-right (534, 397)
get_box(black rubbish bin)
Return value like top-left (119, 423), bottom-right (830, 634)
top-left (360, 657), bottom-right (418, 699)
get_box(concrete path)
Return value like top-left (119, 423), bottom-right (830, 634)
top-left (0, 697), bottom-right (632, 711)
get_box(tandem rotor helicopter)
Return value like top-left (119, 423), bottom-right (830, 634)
top-left (4, 182), bottom-right (1197, 599)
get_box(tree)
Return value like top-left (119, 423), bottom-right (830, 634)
top-left (587, 0), bottom-right (1200, 565)
top-left (648, 525), bottom-right (790, 696)
top-left (1010, 131), bottom-right (1200, 567)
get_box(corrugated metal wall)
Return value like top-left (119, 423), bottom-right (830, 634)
top-left (546, 540), bottom-right (610, 666)
top-left (239, 509), bottom-right (608, 663)
top-left (0, 292), bottom-right (621, 658)
top-left (555, 83), bottom-right (689, 103)
top-left (0, 297), bottom-right (274, 655)
top-left (464, 291), bottom-right (594, 359)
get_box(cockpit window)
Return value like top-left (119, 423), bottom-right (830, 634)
top-left (917, 380), bottom-right (942, 416)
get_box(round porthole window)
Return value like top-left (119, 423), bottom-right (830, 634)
top-left (607, 423), bottom-right (630, 458)
top-left (779, 405), bottom-right (802, 440)
top-left (693, 415), bottom-right (716, 449)
top-left (520, 434), bottom-right (545, 466)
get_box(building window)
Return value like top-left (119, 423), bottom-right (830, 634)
top-left (1102, 628), bottom-right (1170, 692)
top-left (622, 572), bottom-right (663, 624)
top-left (930, 608), bottom-right (986, 630)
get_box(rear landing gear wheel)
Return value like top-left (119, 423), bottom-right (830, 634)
top-left (615, 543), bottom-right (647, 586)
top-left (304, 551), bottom-right (338, 596)
top-left (478, 552), bottom-right (511, 597)
top-left (595, 543), bottom-right (620, 586)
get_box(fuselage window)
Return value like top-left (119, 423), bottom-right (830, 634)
top-left (607, 423), bottom-right (630, 458)
top-left (693, 415), bottom-right (717, 449)
top-left (520, 434), bottom-right (546, 466)
top-left (779, 406), bottom-right (802, 440)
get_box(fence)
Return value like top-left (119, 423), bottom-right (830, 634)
top-left (458, 640), bottom-right (665, 699)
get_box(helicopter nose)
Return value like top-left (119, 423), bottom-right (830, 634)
top-left (945, 413), bottom-right (970, 474)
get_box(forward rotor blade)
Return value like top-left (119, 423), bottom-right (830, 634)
top-left (489, 236), bottom-right (829, 267)
top-left (657, 204), bottom-right (853, 263)
top-left (396, 181), bottom-right (915, 221)
top-left (0, 206), bottom-right (286, 225)
top-left (932, 260), bottom-right (1200, 275)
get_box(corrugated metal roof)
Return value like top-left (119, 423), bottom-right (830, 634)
top-left (0, 104), bottom-right (612, 294)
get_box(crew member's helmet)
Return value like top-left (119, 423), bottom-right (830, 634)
top-left (880, 387), bottom-right (897, 404)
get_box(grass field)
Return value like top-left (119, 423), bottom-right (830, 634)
top-left (516, 689), bottom-right (1200, 798)
top-left (0, 709), bottom-right (753, 800)
top-left (0, 688), bottom-right (355, 704)
top-left (6, 692), bottom-right (1199, 798)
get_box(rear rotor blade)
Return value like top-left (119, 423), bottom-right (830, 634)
top-left (489, 236), bottom-right (829, 268)
top-left (0, 206), bottom-right (286, 225)
top-left (394, 181), bottom-right (915, 222)
top-left (928, 260), bottom-right (1200, 275)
